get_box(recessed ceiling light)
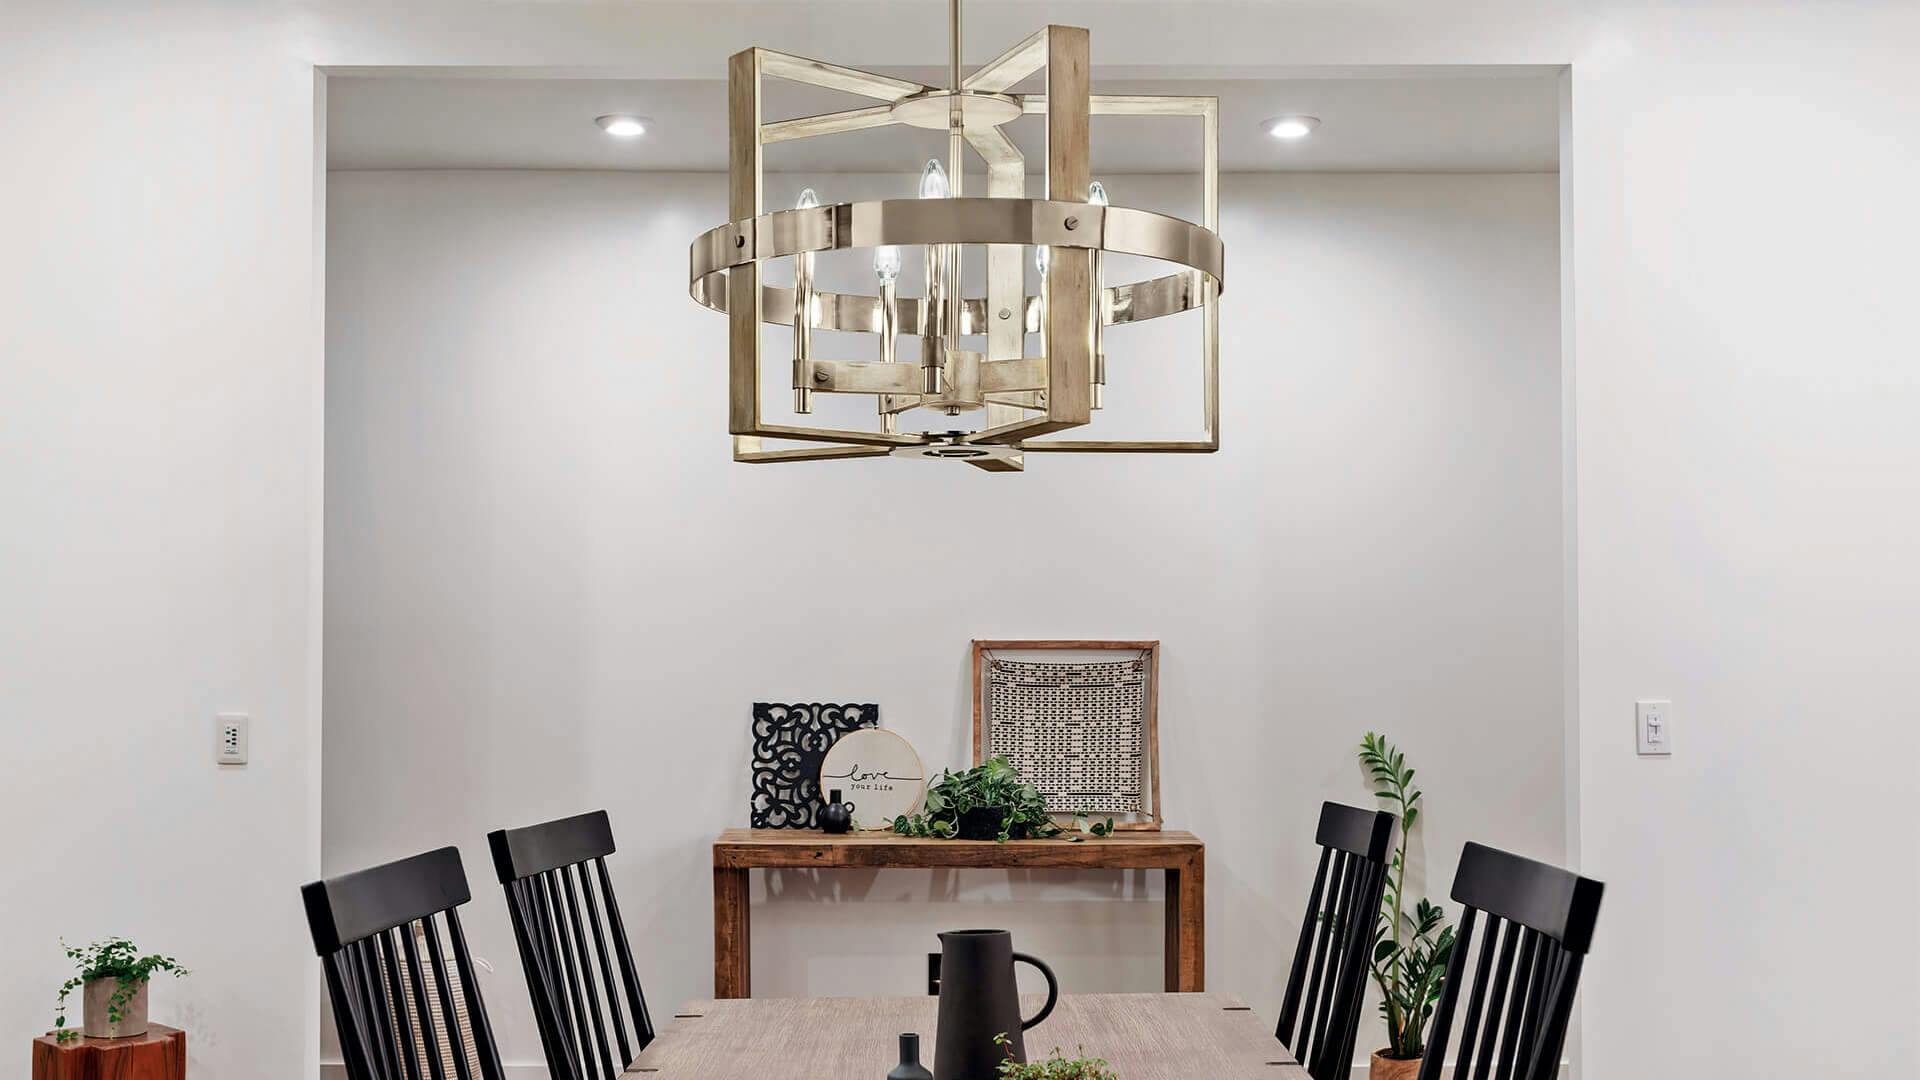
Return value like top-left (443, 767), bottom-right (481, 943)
top-left (596, 114), bottom-right (650, 138)
top-left (1265, 115), bottom-right (1321, 140)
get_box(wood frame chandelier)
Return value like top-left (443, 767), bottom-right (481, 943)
top-left (688, 0), bottom-right (1224, 471)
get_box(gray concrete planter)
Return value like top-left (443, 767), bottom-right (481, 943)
top-left (81, 977), bottom-right (149, 1039)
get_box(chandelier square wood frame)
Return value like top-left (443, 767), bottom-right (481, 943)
top-left (704, 26), bottom-right (1220, 470)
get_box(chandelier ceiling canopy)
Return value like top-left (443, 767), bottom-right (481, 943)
top-left (688, 0), bottom-right (1224, 471)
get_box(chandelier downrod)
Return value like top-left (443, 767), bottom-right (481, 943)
top-left (949, 0), bottom-right (962, 93)
top-left (936, 0), bottom-right (965, 411)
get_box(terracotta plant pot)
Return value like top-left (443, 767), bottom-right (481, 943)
top-left (81, 977), bottom-right (150, 1039)
top-left (1369, 1049), bottom-right (1422, 1080)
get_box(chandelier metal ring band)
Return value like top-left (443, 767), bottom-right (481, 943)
top-left (688, 197), bottom-right (1224, 331)
top-left (689, 199), bottom-right (1224, 283)
top-left (689, 273), bottom-right (1207, 336)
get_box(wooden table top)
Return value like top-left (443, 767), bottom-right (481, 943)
top-left (631, 994), bottom-right (1303, 1080)
top-left (714, 829), bottom-right (1203, 869)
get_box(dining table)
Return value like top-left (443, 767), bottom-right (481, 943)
top-left (629, 992), bottom-right (1308, 1079)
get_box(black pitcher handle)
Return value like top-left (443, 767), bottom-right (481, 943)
top-left (1013, 952), bottom-right (1058, 1030)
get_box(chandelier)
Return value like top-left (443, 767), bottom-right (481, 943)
top-left (688, 0), bottom-right (1223, 471)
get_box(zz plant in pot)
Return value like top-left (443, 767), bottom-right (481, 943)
top-left (893, 755), bottom-right (1113, 842)
top-left (1360, 733), bottom-right (1456, 1080)
top-left (53, 937), bottom-right (188, 1041)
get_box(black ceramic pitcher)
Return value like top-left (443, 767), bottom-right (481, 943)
top-left (933, 929), bottom-right (1058, 1080)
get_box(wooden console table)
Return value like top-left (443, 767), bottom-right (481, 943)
top-left (712, 829), bottom-right (1204, 998)
top-left (32, 1024), bottom-right (186, 1080)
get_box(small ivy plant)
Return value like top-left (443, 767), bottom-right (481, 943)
top-left (994, 1034), bottom-right (1119, 1080)
top-left (893, 755), bottom-right (1114, 843)
top-left (54, 938), bottom-right (188, 1043)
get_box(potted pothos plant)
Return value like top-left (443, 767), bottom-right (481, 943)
top-left (53, 937), bottom-right (189, 1041)
top-left (1360, 734), bottom-right (1456, 1080)
top-left (893, 755), bottom-right (1114, 843)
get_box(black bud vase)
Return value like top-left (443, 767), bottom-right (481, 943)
top-left (888, 1033), bottom-right (933, 1080)
top-left (820, 789), bottom-right (854, 834)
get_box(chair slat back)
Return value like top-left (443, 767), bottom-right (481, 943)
top-left (302, 847), bottom-right (506, 1080)
top-left (489, 810), bottom-right (654, 1080)
top-left (1276, 801), bottom-right (1395, 1080)
top-left (1415, 843), bottom-right (1604, 1080)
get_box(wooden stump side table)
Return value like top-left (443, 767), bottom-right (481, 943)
top-left (31, 1024), bottom-right (186, 1080)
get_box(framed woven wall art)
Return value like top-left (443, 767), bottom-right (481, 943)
top-left (971, 640), bottom-right (1162, 831)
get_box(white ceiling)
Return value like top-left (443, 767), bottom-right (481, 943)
top-left (327, 69), bottom-right (1560, 174)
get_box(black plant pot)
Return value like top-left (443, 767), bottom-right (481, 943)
top-left (956, 807), bottom-right (1008, 841)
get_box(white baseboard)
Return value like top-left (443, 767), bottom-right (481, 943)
top-left (325, 1060), bottom-right (1569, 1080)
top-left (1347, 1062), bottom-right (1571, 1079)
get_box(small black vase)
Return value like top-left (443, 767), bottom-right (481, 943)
top-left (887, 1033), bottom-right (933, 1080)
top-left (819, 789), bottom-right (854, 834)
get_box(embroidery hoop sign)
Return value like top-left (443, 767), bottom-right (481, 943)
top-left (817, 728), bottom-right (928, 830)
top-left (971, 639), bottom-right (1163, 831)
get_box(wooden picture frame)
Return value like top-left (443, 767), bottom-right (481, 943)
top-left (970, 639), bottom-right (1163, 831)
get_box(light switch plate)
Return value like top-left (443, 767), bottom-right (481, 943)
top-left (216, 713), bottom-right (249, 765)
top-left (1635, 700), bottom-right (1671, 757)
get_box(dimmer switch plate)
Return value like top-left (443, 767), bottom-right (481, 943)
top-left (216, 713), bottom-right (249, 765)
top-left (1635, 700), bottom-right (1671, 757)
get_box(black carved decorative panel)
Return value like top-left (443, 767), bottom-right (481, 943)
top-left (749, 703), bottom-right (878, 828)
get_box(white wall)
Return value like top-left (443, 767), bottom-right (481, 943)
top-left (1564, 8), bottom-right (1920, 1076)
top-left (0, 5), bottom-right (323, 1079)
top-left (7, 3), bottom-right (1918, 1079)
top-left (322, 167), bottom-right (1565, 1073)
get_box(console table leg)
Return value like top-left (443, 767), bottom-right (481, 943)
top-left (714, 865), bottom-right (751, 998)
top-left (1164, 854), bottom-right (1205, 992)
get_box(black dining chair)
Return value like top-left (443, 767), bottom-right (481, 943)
top-left (1275, 801), bottom-right (1395, 1080)
top-left (1415, 843), bottom-right (1605, 1080)
top-left (302, 847), bottom-right (507, 1080)
top-left (488, 809), bottom-right (654, 1080)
